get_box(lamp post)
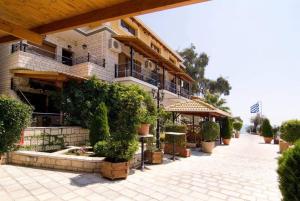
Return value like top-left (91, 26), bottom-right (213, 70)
top-left (152, 83), bottom-right (164, 149)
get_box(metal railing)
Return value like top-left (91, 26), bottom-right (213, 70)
top-left (31, 112), bottom-right (62, 127)
top-left (11, 42), bottom-right (105, 67)
top-left (180, 88), bottom-right (191, 98)
top-left (165, 80), bottom-right (177, 94)
top-left (115, 63), bottom-right (159, 86)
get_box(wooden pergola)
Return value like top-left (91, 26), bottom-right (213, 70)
top-left (165, 99), bottom-right (231, 140)
top-left (0, 0), bottom-right (208, 45)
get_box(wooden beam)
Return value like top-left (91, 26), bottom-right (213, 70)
top-left (0, 0), bottom-right (208, 43)
top-left (0, 18), bottom-right (43, 45)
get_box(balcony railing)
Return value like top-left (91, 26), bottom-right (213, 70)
top-left (115, 63), bottom-right (191, 98)
top-left (11, 42), bottom-right (105, 67)
top-left (115, 63), bottom-right (159, 87)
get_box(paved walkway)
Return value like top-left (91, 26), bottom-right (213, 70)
top-left (0, 134), bottom-right (281, 201)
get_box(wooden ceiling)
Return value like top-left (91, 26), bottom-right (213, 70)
top-left (0, 0), bottom-right (208, 45)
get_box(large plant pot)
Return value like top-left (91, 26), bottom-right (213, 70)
top-left (144, 150), bottom-right (163, 164)
top-left (179, 148), bottom-right (191, 157)
top-left (222, 138), bottom-right (231, 145)
top-left (100, 160), bottom-right (129, 180)
top-left (138, 124), bottom-right (150, 136)
top-left (201, 141), bottom-right (215, 153)
top-left (279, 139), bottom-right (290, 153)
top-left (235, 132), bottom-right (240, 138)
top-left (264, 137), bottom-right (273, 144)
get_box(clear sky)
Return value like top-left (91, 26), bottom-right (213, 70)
top-left (139, 0), bottom-right (300, 126)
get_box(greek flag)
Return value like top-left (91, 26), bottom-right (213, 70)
top-left (250, 102), bottom-right (259, 113)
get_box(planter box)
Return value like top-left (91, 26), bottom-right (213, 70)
top-left (279, 139), bottom-right (290, 153)
top-left (100, 160), bottom-right (129, 180)
top-left (144, 150), bottom-right (163, 164)
top-left (164, 144), bottom-right (190, 157)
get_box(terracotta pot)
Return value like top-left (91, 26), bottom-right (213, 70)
top-left (279, 139), bottom-right (290, 153)
top-left (222, 138), bottom-right (231, 145)
top-left (144, 150), bottom-right (163, 164)
top-left (201, 141), bottom-right (215, 153)
top-left (235, 132), bottom-right (240, 138)
top-left (179, 148), bottom-right (191, 157)
top-left (264, 137), bottom-right (273, 144)
top-left (100, 160), bottom-right (129, 180)
top-left (138, 123), bottom-right (150, 136)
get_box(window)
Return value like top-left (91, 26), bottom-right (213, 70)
top-left (151, 43), bottom-right (160, 53)
top-left (121, 20), bottom-right (136, 35)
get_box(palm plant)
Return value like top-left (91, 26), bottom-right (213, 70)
top-left (204, 92), bottom-right (230, 113)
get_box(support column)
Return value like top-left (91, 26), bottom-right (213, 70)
top-left (174, 75), bottom-right (177, 93)
top-left (179, 78), bottom-right (182, 95)
top-left (130, 46), bottom-right (134, 77)
top-left (162, 66), bottom-right (165, 89)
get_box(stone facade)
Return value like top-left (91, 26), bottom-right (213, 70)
top-left (23, 127), bottom-right (89, 151)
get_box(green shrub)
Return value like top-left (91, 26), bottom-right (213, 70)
top-left (202, 121), bottom-right (220, 142)
top-left (221, 117), bottom-right (233, 139)
top-left (0, 96), bottom-right (32, 154)
top-left (233, 121), bottom-right (243, 132)
top-left (277, 140), bottom-right (300, 201)
top-left (261, 118), bottom-right (273, 138)
top-left (89, 102), bottom-right (110, 147)
top-left (95, 139), bottom-right (138, 162)
top-left (280, 120), bottom-right (300, 144)
top-left (165, 124), bottom-right (187, 133)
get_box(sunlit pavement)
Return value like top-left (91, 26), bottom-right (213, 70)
top-left (0, 134), bottom-right (281, 201)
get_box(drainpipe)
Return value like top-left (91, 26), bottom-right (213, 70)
top-left (130, 47), bottom-right (134, 77)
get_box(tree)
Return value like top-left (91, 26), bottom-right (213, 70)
top-left (178, 44), bottom-right (231, 96)
top-left (204, 92), bottom-right (230, 113)
top-left (250, 114), bottom-right (264, 133)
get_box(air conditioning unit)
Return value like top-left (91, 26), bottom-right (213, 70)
top-left (109, 38), bottom-right (121, 53)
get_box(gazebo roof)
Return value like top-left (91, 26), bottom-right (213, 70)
top-left (165, 99), bottom-right (231, 118)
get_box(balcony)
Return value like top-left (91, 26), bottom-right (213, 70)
top-left (10, 42), bottom-right (106, 79)
top-left (114, 63), bottom-right (191, 98)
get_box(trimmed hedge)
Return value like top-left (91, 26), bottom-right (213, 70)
top-left (164, 124), bottom-right (187, 147)
top-left (221, 117), bottom-right (233, 139)
top-left (0, 96), bottom-right (32, 154)
top-left (233, 121), bottom-right (243, 132)
top-left (280, 120), bottom-right (300, 144)
top-left (89, 102), bottom-right (109, 147)
top-left (202, 121), bottom-right (220, 142)
top-left (261, 118), bottom-right (273, 138)
top-left (277, 140), bottom-right (300, 201)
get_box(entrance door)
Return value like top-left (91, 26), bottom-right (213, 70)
top-left (62, 49), bottom-right (73, 66)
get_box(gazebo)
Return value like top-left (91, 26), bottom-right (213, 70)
top-left (165, 98), bottom-right (231, 144)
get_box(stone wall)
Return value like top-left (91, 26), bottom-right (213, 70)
top-left (23, 127), bottom-right (89, 151)
top-left (8, 151), bottom-right (103, 173)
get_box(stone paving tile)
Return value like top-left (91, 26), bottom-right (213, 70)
top-left (0, 134), bottom-right (282, 201)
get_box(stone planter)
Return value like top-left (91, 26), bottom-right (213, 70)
top-left (279, 139), bottom-right (290, 153)
top-left (138, 124), bottom-right (150, 136)
top-left (264, 137), bottom-right (273, 144)
top-left (144, 150), bottom-right (163, 164)
top-left (201, 141), bottom-right (215, 153)
top-left (222, 138), bottom-right (231, 145)
top-left (235, 132), bottom-right (240, 138)
top-left (100, 160), bottom-right (129, 180)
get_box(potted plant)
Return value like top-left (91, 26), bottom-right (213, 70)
top-left (279, 120), bottom-right (300, 153)
top-left (138, 108), bottom-right (156, 136)
top-left (233, 121), bottom-right (243, 138)
top-left (0, 96), bottom-right (32, 165)
top-left (144, 137), bottom-right (163, 164)
top-left (272, 126), bottom-right (279, 144)
top-left (221, 117), bottom-right (233, 145)
top-left (261, 118), bottom-right (273, 143)
top-left (95, 138), bottom-right (138, 180)
top-left (138, 91), bottom-right (157, 136)
top-left (201, 121), bottom-right (220, 153)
